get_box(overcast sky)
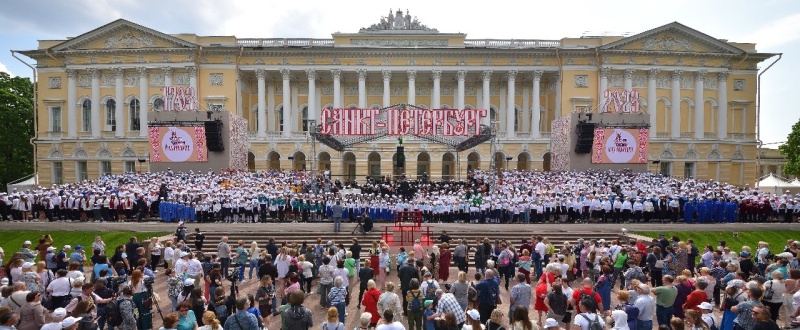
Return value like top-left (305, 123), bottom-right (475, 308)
top-left (0, 0), bottom-right (797, 145)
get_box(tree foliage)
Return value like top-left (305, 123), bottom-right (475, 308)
top-left (0, 72), bottom-right (34, 187)
top-left (779, 118), bottom-right (800, 176)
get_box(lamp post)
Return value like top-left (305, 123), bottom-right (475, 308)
top-left (505, 156), bottom-right (513, 170)
top-left (288, 156), bottom-right (295, 171)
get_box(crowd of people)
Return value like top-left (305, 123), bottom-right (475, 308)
top-left (0, 168), bottom-right (799, 225)
top-left (1, 226), bottom-right (800, 330)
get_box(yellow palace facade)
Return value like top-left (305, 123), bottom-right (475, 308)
top-left (20, 11), bottom-right (777, 185)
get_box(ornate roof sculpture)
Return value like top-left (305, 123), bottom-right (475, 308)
top-left (359, 9), bottom-right (439, 33)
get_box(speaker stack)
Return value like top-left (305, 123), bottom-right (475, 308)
top-left (574, 122), bottom-right (596, 154)
top-left (204, 121), bottom-right (224, 152)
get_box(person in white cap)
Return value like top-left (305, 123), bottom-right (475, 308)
top-left (18, 241), bottom-right (37, 263)
top-left (609, 309), bottom-right (629, 330)
top-left (463, 309), bottom-right (483, 330)
top-left (60, 316), bottom-right (82, 330)
top-left (40, 307), bottom-right (67, 330)
top-left (698, 302), bottom-right (718, 330)
top-left (543, 318), bottom-right (562, 330)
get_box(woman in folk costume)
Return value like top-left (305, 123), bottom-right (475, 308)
top-left (438, 243), bottom-right (451, 281)
top-left (369, 241), bottom-right (380, 276)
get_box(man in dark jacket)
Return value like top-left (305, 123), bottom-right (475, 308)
top-left (282, 290), bottom-right (313, 330)
top-left (125, 237), bottom-right (141, 271)
top-left (475, 269), bottom-right (499, 323)
top-left (398, 259), bottom-right (420, 316)
top-left (258, 255), bottom-right (278, 281)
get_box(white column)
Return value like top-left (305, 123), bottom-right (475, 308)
top-left (431, 70), bottom-right (441, 109)
top-left (694, 71), bottom-right (706, 139)
top-left (113, 67), bottom-right (124, 138)
top-left (267, 78), bottom-right (275, 132)
top-left (522, 82), bottom-right (529, 133)
top-left (306, 69), bottom-right (316, 122)
top-left (280, 68), bottom-right (291, 137)
top-left (256, 69), bottom-right (267, 138)
top-left (506, 70), bottom-right (517, 139)
top-left (407, 70), bottom-right (416, 105)
top-left (163, 67), bottom-right (172, 87)
top-left (188, 67), bottom-right (197, 95)
top-left (138, 68), bottom-right (148, 137)
top-left (482, 70), bottom-right (491, 126)
top-left (647, 69), bottom-right (658, 134)
top-left (623, 69), bottom-right (634, 91)
top-left (382, 70), bottom-right (391, 107)
top-left (554, 73), bottom-right (562, 118)
top-left (331, 69), bottom-right (341, 109)
top-left (457, 70), bottom-right (466, 110)
top-left (599, 68), bottom-right (609, 106)
top-left (89, 68), bottom-right (100, 138)
top-left (66, 69), bottom-right (77, 138)
top-left (531, 70), bottom-right (542, 138)
top-left (717, 72), bottom-right (729, 139)
top-left (670, 70), bottom-right (682, 138)
top-left (357, 69), bottom-right (367, 108)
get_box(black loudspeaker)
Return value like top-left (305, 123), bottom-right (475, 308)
top-left (205, 121), bottom-right (224, 152)
top-left (396, 146), bottom-right (405, 168)
top-left (574, 122), bottom-right (596, 154)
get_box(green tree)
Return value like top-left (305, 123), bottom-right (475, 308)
top-left (0, 72), bottom-right (34, 187)
top-left (779, 118), bottom-right (800, 176)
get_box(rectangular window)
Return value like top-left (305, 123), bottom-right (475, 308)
top-left (660, 162), bottom-right (672, 176)
top-left (50, 107), bottom-right (62, 132)
top-left (76, 161), bottom-right (88, 182)
top-left (370, 164), bottom-right (380, 180)
top-left (124, 161), bottom-right (136, 173)
top-left (100, 161), bottom-right (112, 177)
top-left (105, 106), bottom-right (116, 131)
top-left (130, 100), bottom-right (140, 131)
top-left (684, 162), bottom-right (695, 179)
top-left (82, 108), bottom-right (92, 132)
top-left (52, 161), bottom-right (63, 185)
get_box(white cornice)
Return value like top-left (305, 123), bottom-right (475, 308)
top-left (237, 65), bottom-right (562, 73)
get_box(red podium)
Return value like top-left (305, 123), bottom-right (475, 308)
top-left (383, 211), bottom-right (431, 247)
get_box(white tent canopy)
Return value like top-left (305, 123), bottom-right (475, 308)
top-left (757, 174), bottom-right (792, 195)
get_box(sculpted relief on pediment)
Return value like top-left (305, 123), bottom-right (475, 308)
top-left (104, 31), bottom-right (157, 49)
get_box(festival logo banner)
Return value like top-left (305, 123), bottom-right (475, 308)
top-left (592, 128), bottom-right (649, 164)
top-left (149, 126), bottom-right (207, 162)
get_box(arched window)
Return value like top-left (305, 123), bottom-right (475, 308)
top-left (153, 97), bottom-right (164, 111)
top-left (105, 99), bottom-right (116, 131)
top-left (81, 100), bottom-right (91, 132)
top-left (129, 99), bottom-right (140, 131)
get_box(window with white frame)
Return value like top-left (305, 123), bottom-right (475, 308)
top-left (129, 99), bottom-right (140, 131)
top-left (105, 99), bottom-right (116, 131)
top-left (52, 161), bottom-right (63, 184)
top-left (76, 161), bottom-right (88, 182)
top-left (301, 106), bottom-right (309, 132)
top-left (124, 161), bottom-right (136, 173)
top-left (278, 107), bottom-right (284, 132)
top-left (50, 106), bottom-right (62, 132)
top-left (100, 161), bottom-right (112, 176)
top-left (82, 100), bottom-right (91, 132)
top-left (684, 162), bottom-right (695, 179)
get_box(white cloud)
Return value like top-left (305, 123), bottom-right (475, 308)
top-left (0, 60), bottom-right (12, 76)
top-left (740, 12), bottom-right (800, 50)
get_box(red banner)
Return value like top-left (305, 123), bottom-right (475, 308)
top-left (319, 108), bottom-right (487, 136)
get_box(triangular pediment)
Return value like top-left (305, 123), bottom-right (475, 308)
top-left (601, 22), bottom-right (745, 54)
top-left (51, 19), bottom-right (196, 51)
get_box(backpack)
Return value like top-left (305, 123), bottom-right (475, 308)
top-left (765, 250), bottom-right (775, 263)
top-left (409, 291), bottom-right (424, 312)
top-left (579, 289), bottom-right (597, 307)
top-left (106, 299), bottom-right (126, 327)
top-left (763, 281), bottom-right (775, 301)
top-left (467, 283), bottom-right (478, 302)
top-left (582, 313), bottom-right (603, 330)
top-left (707, 316), bottom-right (719, 330)
top-left (498, 251), bottom-right (510, 267)
top-left (215, 301), bottom-right (230, 319)
top-left (424, 280), bottom-right (437, 300)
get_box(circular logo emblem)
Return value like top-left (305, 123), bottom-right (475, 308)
top-left (162, 128), bottom-right (193, 162)
top-left (604, 129), bottom-right (637, 163)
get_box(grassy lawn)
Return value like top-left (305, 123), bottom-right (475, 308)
top-left (635, 231), bottom-right (800, 252)
top-left (0, 230), bottom-right (170, 264)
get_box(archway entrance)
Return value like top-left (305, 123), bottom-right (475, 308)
top-left (318, 152), bottom-right (331, 171)
top-left (467, 152), bottom-right (480, 172)
top-left (442, 152), bottom-right (455, 180)
top-left (343, 152), bottom-right (356, 180)
top-left (247, 152), bottom-right (255, 171)
top-left (517, 153), bottom-right (529, 170)
top-left (292, 152), bottom-right (306, 171)
top-left (417, 152), bottom-right (430, 180)
top-left (267, 151), bottom-right (280, 170)
top-left (368, 152), bottom-right (381, 180)
top-left (543, 152), bottom-right (552, 171)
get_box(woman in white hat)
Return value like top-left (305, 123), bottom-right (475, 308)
top-left (543, 318), bottom-right (561, 330)
top-left (463, 309), bottom-right (485, 330)
top-left (40, 307), bottom-right (66, 330)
